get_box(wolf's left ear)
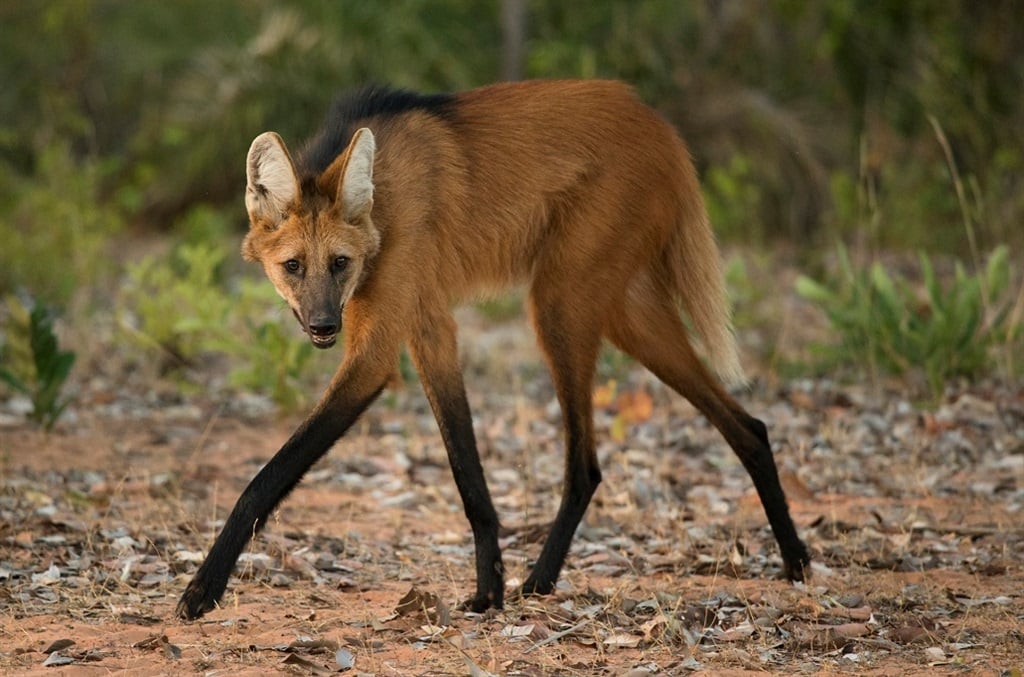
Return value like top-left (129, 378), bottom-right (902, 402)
top-left (338, 128), bottom-right (375, 221)
top-left (246, 132), bottom-right (298, 228)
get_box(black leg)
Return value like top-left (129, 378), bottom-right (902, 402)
top-left (177, 370), bottom-right (385, 620)
top-left (520, 292), bottom-right (603, 598)
top-left (520, 406), bottom-right (601, 595)
top-left (606, 294), bottom-right (811, 581)
top-left (408, 312), bottom-right (503, 611)
top-left (729, 413), bottom-right (811, 579)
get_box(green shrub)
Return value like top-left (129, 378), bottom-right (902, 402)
top-left (216, 278), bottom-right (320, 411)
top-left (796, 245), bottom-right (1019, 396)
top-left (0, 296), bottom-right (76, 430)
top-left (121, 244), bottom-right (328, 411)
top-left (122, 242), bottom-right (232, 366)
top-left (223, 319), bottom-right (314, 412)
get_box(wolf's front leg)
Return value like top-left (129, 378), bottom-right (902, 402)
top-left (177, 360), bottom-right (388, 620)
top-left (408, 308), bottom-right (504, 611)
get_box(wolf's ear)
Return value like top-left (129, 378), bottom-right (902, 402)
top-left (337, 128), bottom-right (375, 221)
top-left (246, 132), bottom-right (298, 227)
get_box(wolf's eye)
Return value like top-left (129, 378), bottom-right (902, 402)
top-left (284, 259), bottom-right (301, 273)
top-left (333, 256), bottom-right (350, 271)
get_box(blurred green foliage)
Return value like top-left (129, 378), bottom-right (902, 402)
top-left (475, 294), bottom-right (524, 324)
top-left (704, 154), bottom-right (763, 242)
top-left (0, 142), bottom-right (122, 305)
top-left (1, 0), bottom-right (1021, 271)
top-left (225, 280), bottom-right (318, 412)
top-left (0, 1), bottom-right (1021, 403)
top-left (122, 242), bottom-right (233, 366)
top-left (121, 241), bottom-right (325, 410)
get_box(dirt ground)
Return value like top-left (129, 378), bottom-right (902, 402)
top-left (2, 310), bottom-right (1023, 675)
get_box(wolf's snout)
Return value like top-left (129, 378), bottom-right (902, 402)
top-left (307, 314), bottom-right (339, 348)
top-left (308, 321), bottom-right (338, 337)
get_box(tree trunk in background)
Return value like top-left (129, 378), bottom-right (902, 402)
top-left (501, 0), bottom-right (526, 81)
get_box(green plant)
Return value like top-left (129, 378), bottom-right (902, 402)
top-left (597, 346), bottom-right (635, 382)
top-left (122, 242), bottom-right (233, 366)
top-left (214, 277), bottom-right (330, 411)
top-left (796, 245), bottom-right (1019, 396)
top-left (0, 296), bottom-right (76, 430)
top-left (123, 248), bottom-right (331, 411)
top-left (225, 318), bottom-right (315, 412)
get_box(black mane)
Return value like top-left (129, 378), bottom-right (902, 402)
top-left (297, 85), bottom-right (456, 176)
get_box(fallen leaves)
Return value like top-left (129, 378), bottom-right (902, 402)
top-left (240, 636), bottom-right (352, 674)
top-left (392, 585), bottom-right (452, 627)
top-left (594, 380), bottom-right (654, 442)
top-left (132, 633), bottom-right (181, 659)
top-left (1, 363), bottom-right (1022, 673)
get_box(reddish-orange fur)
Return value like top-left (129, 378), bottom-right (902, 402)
top-left (177, 80), bottom-right (809, 620)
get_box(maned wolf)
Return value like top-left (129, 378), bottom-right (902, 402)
top-left (177, 80), bottom-right (810, 620)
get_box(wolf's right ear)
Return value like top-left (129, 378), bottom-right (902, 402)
top-left (245, 132), bottom-right (298, 228)
top-left (338, 128), bottom-right (376, 222)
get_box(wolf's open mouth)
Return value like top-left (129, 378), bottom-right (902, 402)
top-left (310, 334), bottom-right (337, 348)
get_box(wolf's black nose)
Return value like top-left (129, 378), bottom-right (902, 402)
top-left (308, 322), bottom-right (338, 337)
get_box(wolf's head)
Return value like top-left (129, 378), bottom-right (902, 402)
top-left (241, 128), bottom-right (379, 349)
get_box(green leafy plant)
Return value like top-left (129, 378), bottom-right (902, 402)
top-left (0, 296), bottom-right (77, 430)
top-left (216, 279), bottom-right (320, 411)
top-left (224, 319), bottom-right (315, 412)
top-left (796, 245), bottom-right (1019, 396)
top-left (122, 242), bottom-right (233, 366)
top-left (122, 250), bottom-right (330, 411)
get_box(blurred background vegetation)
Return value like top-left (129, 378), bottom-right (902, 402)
top-left (0, 0), bottom-right (1021, 419)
